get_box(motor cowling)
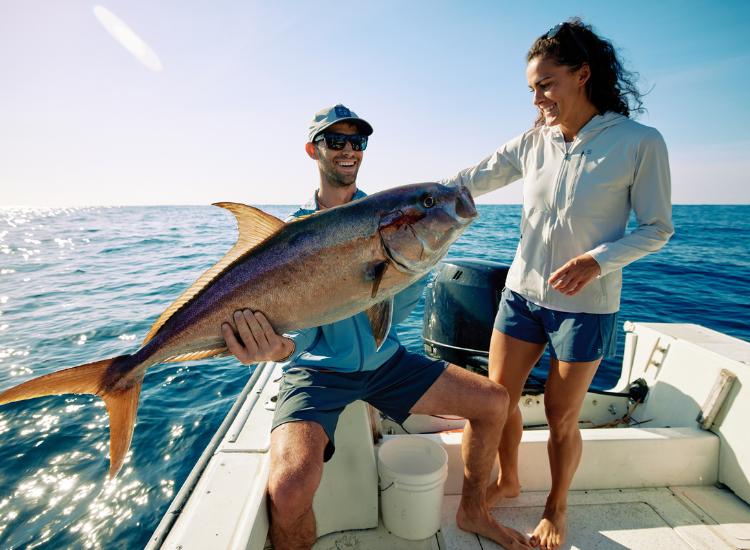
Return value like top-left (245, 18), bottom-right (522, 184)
top-left (422, 259), bottom-right (509, 373)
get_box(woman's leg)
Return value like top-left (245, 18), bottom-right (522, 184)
top-left (530, 356), bottom-right (601, 550)
top-left (487, 329), bottom-right (547, 507)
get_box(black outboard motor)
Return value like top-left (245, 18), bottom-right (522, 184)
top-left (422, 259), bottom-right (509, 374)
top-left (422, 258), bottom-right (636, 399)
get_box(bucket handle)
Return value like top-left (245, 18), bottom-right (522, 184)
top-left (379, 481), bottom-right (394, 492)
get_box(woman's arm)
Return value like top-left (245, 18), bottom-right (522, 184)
top-left (586, 128), bottom-right (674, 277)
top-left (550, 128), bottom-right (674, 296)
top-left (439, 134), bottom-right (526, 197)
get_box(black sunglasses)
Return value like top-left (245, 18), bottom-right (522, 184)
top-left (314, 133), bottom-right (368, 151)
top-left (545, 22), bottom-right (589, 61)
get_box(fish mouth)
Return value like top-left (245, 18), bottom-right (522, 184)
top-left (453, 186), bottom-right (478, 222)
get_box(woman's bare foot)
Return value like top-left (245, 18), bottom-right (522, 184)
top-left (529, 501), bottom-right (566, 549)
top-left (486, 477), bottom-right (521, 508)
top-left (457, 502), bottom-right (532, 549)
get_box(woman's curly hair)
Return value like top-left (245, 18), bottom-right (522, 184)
top-left (527, 17), bottom-right (644, 127)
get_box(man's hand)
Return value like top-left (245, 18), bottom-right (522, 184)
top-left (222, 310), bottom-right (294, 365)
top-left (548, 253), bottom-right (601, 296)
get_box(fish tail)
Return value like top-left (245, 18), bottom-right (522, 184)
top-left (0, 355), bottom-right (143, 478)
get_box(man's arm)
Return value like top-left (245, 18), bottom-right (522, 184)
top-left (222, 310), bottom-right (315, 365)
top-left (391, 272), bottom-right (431, 326)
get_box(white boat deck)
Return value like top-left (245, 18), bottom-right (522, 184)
top-left (313, 486), bottom-right (749, 549)
top-left (152, 323), bottom-right (750, 550)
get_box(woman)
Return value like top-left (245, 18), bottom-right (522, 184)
top-left (440, 18), bottom-right (673, 550)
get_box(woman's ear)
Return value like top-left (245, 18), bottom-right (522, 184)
top-left (578, 63), bottom-right (592, 87)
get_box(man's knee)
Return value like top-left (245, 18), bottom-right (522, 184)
top-left (461, 373), bottom-right (510, 421)
top-left (268, 421), bottom-right (328, 519)
top-left (482, 379), bottom-right (510, 417)
top-left (268, 460), bottom-right (322, 518)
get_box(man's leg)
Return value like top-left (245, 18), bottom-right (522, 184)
top-left (267, 421), bottom-right (329, 550)
top-left (529, 357), bottom-right (600, 550)
top-left (410, 365), bottom-right (532, 549)
top-left (487, 329), bottom-right (547, 507)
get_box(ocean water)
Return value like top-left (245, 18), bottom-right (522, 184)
top-left (0, 204), bottom-right (748, 549)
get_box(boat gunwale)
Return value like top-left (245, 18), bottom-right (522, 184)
top-left (145, 361), bottom-right (270, 550)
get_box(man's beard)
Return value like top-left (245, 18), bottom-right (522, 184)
top-left (319, 155), bottom-right (358, 188)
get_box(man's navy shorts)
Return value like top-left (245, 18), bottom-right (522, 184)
top-left (272, 346), bottom-right (448, 461)
top-left (494, 287), bottom-right (617, 362)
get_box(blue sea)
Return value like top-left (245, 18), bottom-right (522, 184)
top-left (0, 204), bottom-right (748, 549)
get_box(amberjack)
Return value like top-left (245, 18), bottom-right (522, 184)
top-left (0, 183), bottom-right (477, 477)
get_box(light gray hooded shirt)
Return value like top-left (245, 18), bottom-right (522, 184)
top-left (439, 112), bottom-right (674, 314)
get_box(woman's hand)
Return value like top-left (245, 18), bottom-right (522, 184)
top-left (222, 310), bottom-right (294, 365)
top-left (548, 254), bottom-right (601, 296)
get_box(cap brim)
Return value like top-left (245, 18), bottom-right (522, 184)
top-left (314, 117), bottom-right (373, 139)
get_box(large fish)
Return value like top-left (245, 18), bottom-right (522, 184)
top-left (0, 183), bottom-right (477, 477)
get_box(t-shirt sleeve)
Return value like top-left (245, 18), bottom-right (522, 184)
top-left (280, 327), bottom-right (319, 363)
top-left (391, 272), bottom-right (430, 326)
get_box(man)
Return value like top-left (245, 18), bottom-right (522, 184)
top-left (221, 104), bottom-right (531, 550)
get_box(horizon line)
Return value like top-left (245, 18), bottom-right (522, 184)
top-left (1, 203), bottom-right (749, 209)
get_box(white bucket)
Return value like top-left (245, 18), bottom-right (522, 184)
top-left (377, 435), bottom-right (448, 540)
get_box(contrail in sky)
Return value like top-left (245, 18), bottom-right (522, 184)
top-left (93, 5), bottom-right (163, 71)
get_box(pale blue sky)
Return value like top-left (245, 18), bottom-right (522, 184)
top-left (1, 0), bottom-right (748, 206)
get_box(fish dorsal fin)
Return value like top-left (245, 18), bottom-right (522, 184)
top-left (289, 211), bottom-right (319, 223)
top-left (213, 202), bottom-right (286, 250)
top-left (365, 297), bottom-right (393, 352)
top-left (140, 203), bottom-right (285, 348)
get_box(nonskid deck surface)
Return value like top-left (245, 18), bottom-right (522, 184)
top-left (310, 487), bottom-right (741, 550)
top-left (311, 519), bottom-right (444, 550)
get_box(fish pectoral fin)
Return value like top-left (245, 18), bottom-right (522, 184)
top-left (102, 380), bottom-right (143, 479)
top-left (365, 298), bottom-right (393, 352)
top-left (370, 261), bottom-right (389, 299)
top-left (140, 203), bottom-right (286, 348)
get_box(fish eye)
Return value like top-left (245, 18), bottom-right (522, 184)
top-left (421, 194), bottom-right (435, 208)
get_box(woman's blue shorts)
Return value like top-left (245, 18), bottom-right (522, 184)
top-left (494, 288), bottom-right (617, 362)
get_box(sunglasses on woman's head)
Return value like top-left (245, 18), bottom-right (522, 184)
top-left (314, 133), bottom-right (368, 151)
top-left (545, 22), bottom-right (589, 61)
